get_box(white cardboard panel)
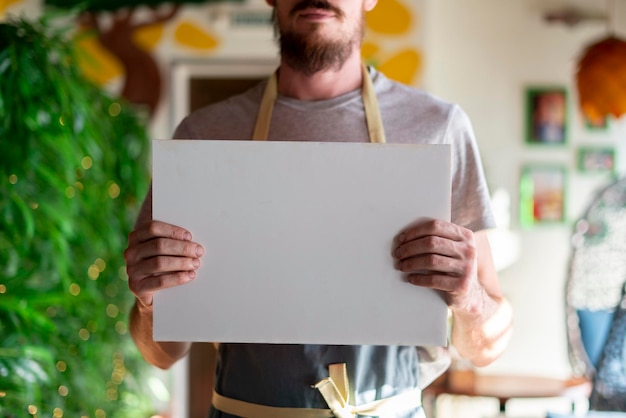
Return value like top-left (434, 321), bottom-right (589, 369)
top-left (152, 140), bottom-right (451, 346)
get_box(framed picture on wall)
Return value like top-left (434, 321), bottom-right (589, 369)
top-left (577, 146), bottom-right (616, 174)
top-left (584, 115), bottom-right (610, 131)
top-left (519, 164), bottom-right (567, 227)
top-left (524, 86), bottom-right (568, 145)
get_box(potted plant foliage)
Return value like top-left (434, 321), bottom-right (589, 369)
top-left (0, 14), bottom-right (156, 418)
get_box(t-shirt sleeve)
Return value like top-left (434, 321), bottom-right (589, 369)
top-left (446, 105), bottom-right (496, 232)
top-left (172, 116), bottom-right (195, 140)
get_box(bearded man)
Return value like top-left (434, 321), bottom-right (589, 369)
top-left (124, 0), bottom-right (513, 416)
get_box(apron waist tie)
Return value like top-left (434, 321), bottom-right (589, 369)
top-left (212, 364), bottom-right (422, 418)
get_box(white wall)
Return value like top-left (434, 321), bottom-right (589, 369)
top-left (423, 0), bottom-right (626, 378)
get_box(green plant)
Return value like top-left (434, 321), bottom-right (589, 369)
top-left (0, 14), bottom-right (154, 418)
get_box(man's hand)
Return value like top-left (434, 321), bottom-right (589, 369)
top-left (393, 219), bottom-right (483, 313)
top-left (393, 218), bottom-right (512, 366)
top-left (124, 220), bottom-right (204, 308)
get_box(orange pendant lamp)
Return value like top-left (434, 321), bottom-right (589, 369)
top-left (577, 35), bottom-right (626, 125)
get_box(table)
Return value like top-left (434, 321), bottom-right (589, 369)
top-left (423, 370), bottom-right (592, 417)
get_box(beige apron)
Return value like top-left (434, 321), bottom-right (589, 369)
top-left (251, 64), bottom-right (386, 144)
top-left (212, 65), bottom-right (422, 418)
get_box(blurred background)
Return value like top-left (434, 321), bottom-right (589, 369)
top-left (2, 0), bottom-right (626, 417)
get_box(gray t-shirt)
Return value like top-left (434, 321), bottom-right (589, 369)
top-left (173, 68), bottom-right (495, 417)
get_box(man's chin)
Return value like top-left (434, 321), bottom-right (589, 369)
top-left (290, 23), bottom-right (334, 40)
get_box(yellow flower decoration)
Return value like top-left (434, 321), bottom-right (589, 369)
top-left (174, 21), bottom-right (219, 51)
top-left (74, 28), bottom-right (122, 86)
top-left (133, 23), bottom-right (165, 52)
top-left (379, 48), bottom-right (422, 86)
top-left (363, 0), bottom-right (422, 86)
top-left (366, 0), bottom-right (412, 35)
top-left (0, 0), bottom-right (23, 17)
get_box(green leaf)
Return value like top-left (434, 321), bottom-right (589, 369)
top-left (0, 15), bottom-right (153, 417)
top-left (7, 191), bottom-right (36, 240)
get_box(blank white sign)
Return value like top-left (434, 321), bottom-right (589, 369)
top-left (152, 140), bottom-right (451, 346)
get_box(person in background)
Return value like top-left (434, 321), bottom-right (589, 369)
top-left (124, 0), bottom-right (514, 416)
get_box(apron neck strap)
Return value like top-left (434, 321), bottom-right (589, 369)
top-left (252, 64), bottom-right (386, 144)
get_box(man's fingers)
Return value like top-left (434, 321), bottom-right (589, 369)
top-left (124, 219), bottom-right (204, 269)
top-left (124, 238), bottom-right (203, 269)
top-left (393, 220), bottom-right (476, 269)
top-left (407, 273), bottom-right (457, 291)
top-left (124, 220), bottom-right (204, 305)
top-left (395, 219), bottom-right (471, 245)
top-left (128, 220), bottom-right (193, 245)
top-left (394, 235), bottom-right (457, 261)
top-left (407, 273), bottom-right (472, 300)
top-left (128, 255), bottom-right (201, 280)
top-left (394, 221), bottom-right (482, 311)
top-left (396, 253), bottom-right (465, 277)
top-left (140, 237), bottom-right (204, 259)
top-left (129, 271), bottom-right (197, 302)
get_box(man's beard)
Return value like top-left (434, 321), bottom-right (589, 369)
top-left (273, 0), bottom-right (363, 76)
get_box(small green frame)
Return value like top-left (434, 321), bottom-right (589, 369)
top-left (524, 86), bottom-right (568, 145)
top-left (584, 115), bottom-right (610, 131)
top-left (577, 146), bottom-right (616, 174)
top-left (519, 164), bottom-right (567, 228)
